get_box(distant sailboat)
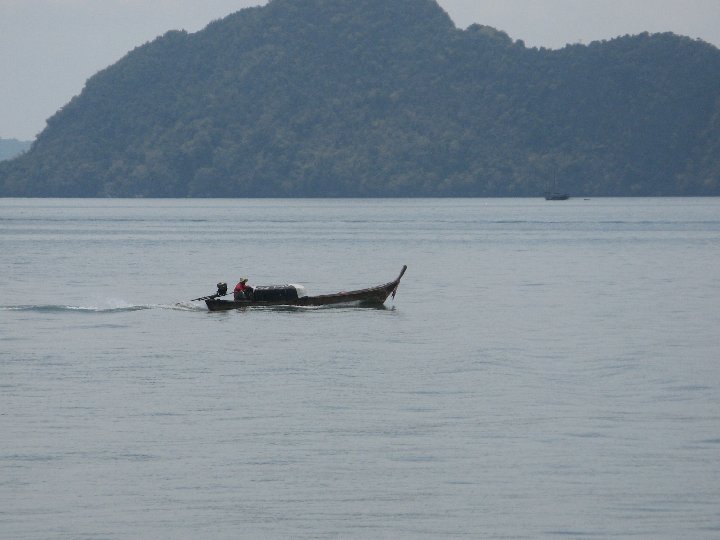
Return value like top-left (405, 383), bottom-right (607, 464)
top-left (544, 176), bottom-right (569, 200)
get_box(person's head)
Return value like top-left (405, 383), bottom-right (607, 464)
top-left (240, 278), bottom-right (248, 284)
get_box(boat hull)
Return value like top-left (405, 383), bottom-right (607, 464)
top-left (205, 266), bottom-right (407, 311)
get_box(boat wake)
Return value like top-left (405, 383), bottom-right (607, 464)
top-left (1, 302), bottom-right (206, 314)
top-left (1, 300), bottom-right (394, 314)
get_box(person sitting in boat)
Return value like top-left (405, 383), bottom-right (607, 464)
top-left (233, 278), bottom-right (253, 300)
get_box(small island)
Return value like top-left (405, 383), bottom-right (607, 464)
top-left (0, 138), bottom-right (32, 162)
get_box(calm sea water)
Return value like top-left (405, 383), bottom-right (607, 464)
top-left (1, 198), bottom-right (719, 539)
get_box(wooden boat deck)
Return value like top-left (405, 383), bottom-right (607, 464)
top-left (204, 266), bottom-right (407, 311)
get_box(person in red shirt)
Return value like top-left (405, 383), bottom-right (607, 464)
top-left (233, 278), bottom-right (253, 301)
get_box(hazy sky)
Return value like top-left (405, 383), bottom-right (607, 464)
top-left (2, 0), bottom-right (719, 140)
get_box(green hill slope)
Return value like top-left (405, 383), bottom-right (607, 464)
top-left (2, 0), bottom-right (719, 196)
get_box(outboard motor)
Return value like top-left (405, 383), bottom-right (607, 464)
top-left (216, 282), bottom-right (228, 297)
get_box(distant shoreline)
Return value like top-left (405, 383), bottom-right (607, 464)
top-left (2, 195), bottom-right (719, 200)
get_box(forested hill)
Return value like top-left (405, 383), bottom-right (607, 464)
top-left (2, 0), bottom-right (720, 197)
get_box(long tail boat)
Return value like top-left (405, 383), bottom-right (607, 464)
top-left (199, 266), bottom-right (407, 311)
